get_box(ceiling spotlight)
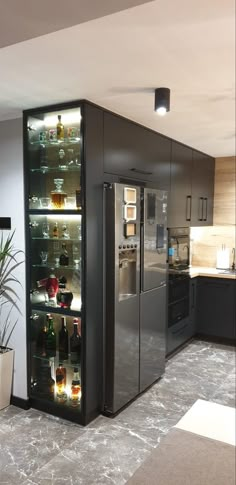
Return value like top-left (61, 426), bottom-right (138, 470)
top-left (154, 88), bottom-right (170, 115)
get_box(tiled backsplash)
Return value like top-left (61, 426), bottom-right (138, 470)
top-left (190, 226), bottom-right (236, 268)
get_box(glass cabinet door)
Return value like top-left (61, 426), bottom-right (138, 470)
top-left (30, 311), bottom-right (82, 411)
top-left (26, 106), bottom-right (83, 417)
top-left (29, 214), bottom-right (82, 312)
top-left (27, 108), bottom-right (82, 211)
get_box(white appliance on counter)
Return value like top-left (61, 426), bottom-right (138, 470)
top-left (216, 245), bottom-right (230, 270)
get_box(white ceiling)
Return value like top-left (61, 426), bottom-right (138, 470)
top-left (0, 0), bottom-right (153, 47)
top-left (0, 0), bottom-right (235, 157)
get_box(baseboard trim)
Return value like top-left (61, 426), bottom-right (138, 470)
top-left (10, 395), bottom-right (30, 410)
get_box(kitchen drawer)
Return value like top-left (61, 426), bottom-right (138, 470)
top-left (167, 316), bottom-right (194, 355)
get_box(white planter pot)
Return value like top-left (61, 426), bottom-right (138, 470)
top-left (0, 348), bottom-right (14, 410)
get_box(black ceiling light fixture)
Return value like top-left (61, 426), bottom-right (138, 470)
top-left (154, 87), bottom-right (170, 116)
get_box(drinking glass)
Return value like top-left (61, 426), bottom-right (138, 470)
top-left (62, 224), bottom-right (70, 239)
top-left (40, 251), bottom-right (48, 265)
top-left (42, 223), bottom-right (50, 238)
top-left (40, 197), bottom-right (51, 209)
top-left (65, 197), bottom-right (76, 209)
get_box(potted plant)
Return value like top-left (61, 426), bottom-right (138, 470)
top-left (0, 231), bottom-right (23, 410)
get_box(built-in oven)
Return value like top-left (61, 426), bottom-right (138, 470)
top-left (168, 273), bottom-right (190, 328)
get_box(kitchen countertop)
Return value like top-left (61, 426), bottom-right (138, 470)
top-left (189, 266), bottom-right (236, 279)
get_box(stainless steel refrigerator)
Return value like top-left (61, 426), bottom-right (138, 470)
top-left (104, 182), bottom-right (167, 415)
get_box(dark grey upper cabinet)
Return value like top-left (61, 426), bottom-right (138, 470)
top-left (168, 142), bottom-right (192, 228)
top-left (191, 151), bottom-right (215, 226)
top-left (104, 112), bottom-right (171, 190)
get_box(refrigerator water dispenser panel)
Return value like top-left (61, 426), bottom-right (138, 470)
top-left (123, 205), bottom-right (137, 221)
top-left (119, 249), bottom-right (137, 300)
top-left (124, 187), bottom-right (137, 204)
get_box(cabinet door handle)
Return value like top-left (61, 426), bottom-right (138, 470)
top-left (198, 197), bottom-right (204, 221)
top-left (203, 197), bottom-right (208, 221)
top-left (130, 168), bottom-right (153, 175)
top-left (191, 283), bottom-right (195, 310)
top-left (186, 195), bottom-right (192, 221)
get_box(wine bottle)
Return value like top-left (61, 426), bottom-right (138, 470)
top-left (57, 115), bottom-right (64, 140)
top-left (46, 315), bottom-right (56, 357)
top-left (59, 243), bottom-right (69, 266)
top-left (70, 367), bottom-right (81, 405)
top-left (59, 316), bottom-right (69, 360)
top-left (70, 318), bottom-right (81, 364)
top-left (37, 323), bottom-right (48, 357)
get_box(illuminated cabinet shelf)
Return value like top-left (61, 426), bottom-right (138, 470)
top-left (24, 100), bottom-right (103, 425)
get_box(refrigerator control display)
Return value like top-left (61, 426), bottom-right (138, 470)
top-left (124, 223), bottom-right (136, 237)
top-left (124, 205), bottom-right (137, 221)
top-left (124, 187), bottom-right (137, 204)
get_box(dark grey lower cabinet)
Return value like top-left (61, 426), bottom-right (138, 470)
top-left (196, 277), bottom-right (236, 341)
top-left (167, 279), bottom-right (196, 355)
top-left (167, 316), bottom-right (194, 355)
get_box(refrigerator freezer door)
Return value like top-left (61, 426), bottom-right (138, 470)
top-left (105, 183), bottom-right (141, 414)
top-left (142, 188), bottom-right (168, 291)
top-left (140, 285), bottom-right (166, 392)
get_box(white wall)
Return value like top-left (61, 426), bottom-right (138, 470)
top-left (0, 118), bottom-right (27, 400)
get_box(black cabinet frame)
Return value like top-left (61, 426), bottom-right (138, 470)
top-left (24, 100), bottom-right (104, 425)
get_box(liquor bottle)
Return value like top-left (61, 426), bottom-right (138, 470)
top-left (59, 243), bottom-right (69, 266)
top-left (46, 315), bottom-right (56, 357)
top-left (56, 363), bottom-right (67, 402)
top-left (57, 115), bottom-right (64, 140)
top-left (70, 367), bottom-right (81, 406)
top-left (37, 323), bottom-right (48, 357)
top-left (56, 363), bottom-right (67, 385)
top-left (44, 366), bottom-right (55, 400)
top-left (70, 318), bottom-right (81, 364)
top-left (51, 178), bottom-right (67, 210)
top-left (59, 316), bottom-right (69, 360)
top-left (53, 222), bottom-right (59, 238)
top-left (45, 273), bottom-right (59, 303)
top-left (36, 361), bottom-right (55, 400)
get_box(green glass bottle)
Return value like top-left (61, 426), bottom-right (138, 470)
top-left (46, 315), bottom-right (56, 358)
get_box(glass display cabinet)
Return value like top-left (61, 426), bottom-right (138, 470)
top-left (24, 101), bottom-right (104, 424)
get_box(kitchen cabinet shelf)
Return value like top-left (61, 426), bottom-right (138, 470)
top-left (31, 297), bottom-right (82, 311)
top-left (31, 304), bottom-right (82, 316)
top-left (30, 166), bottom-right (81, 173)
top-left (32, 237), bottom-right (80, 242)
top-left (29, 209), bottom-right (82, 215)
top-left (32, 353), bottom-right (81, 369)
top-left (29, 137), bottom-right (80, 147)
top-left (32, 264), bottom-right (81, 270)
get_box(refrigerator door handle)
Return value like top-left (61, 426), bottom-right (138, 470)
top-left (140, 221), bottom-right (144, 292)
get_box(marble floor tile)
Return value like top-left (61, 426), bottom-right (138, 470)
top-left (0, 339), bottom-right (235, 485)
top-left (0, 404), bottom-right (24, 422)
top-left (0, 470), bottom-right (26, 485)
top-left (22, 424), bottom-right (153, 485)
top-left (0, 408), bottom-right (84, 481)
top-left (211, 370), bottom-right (236, 408)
